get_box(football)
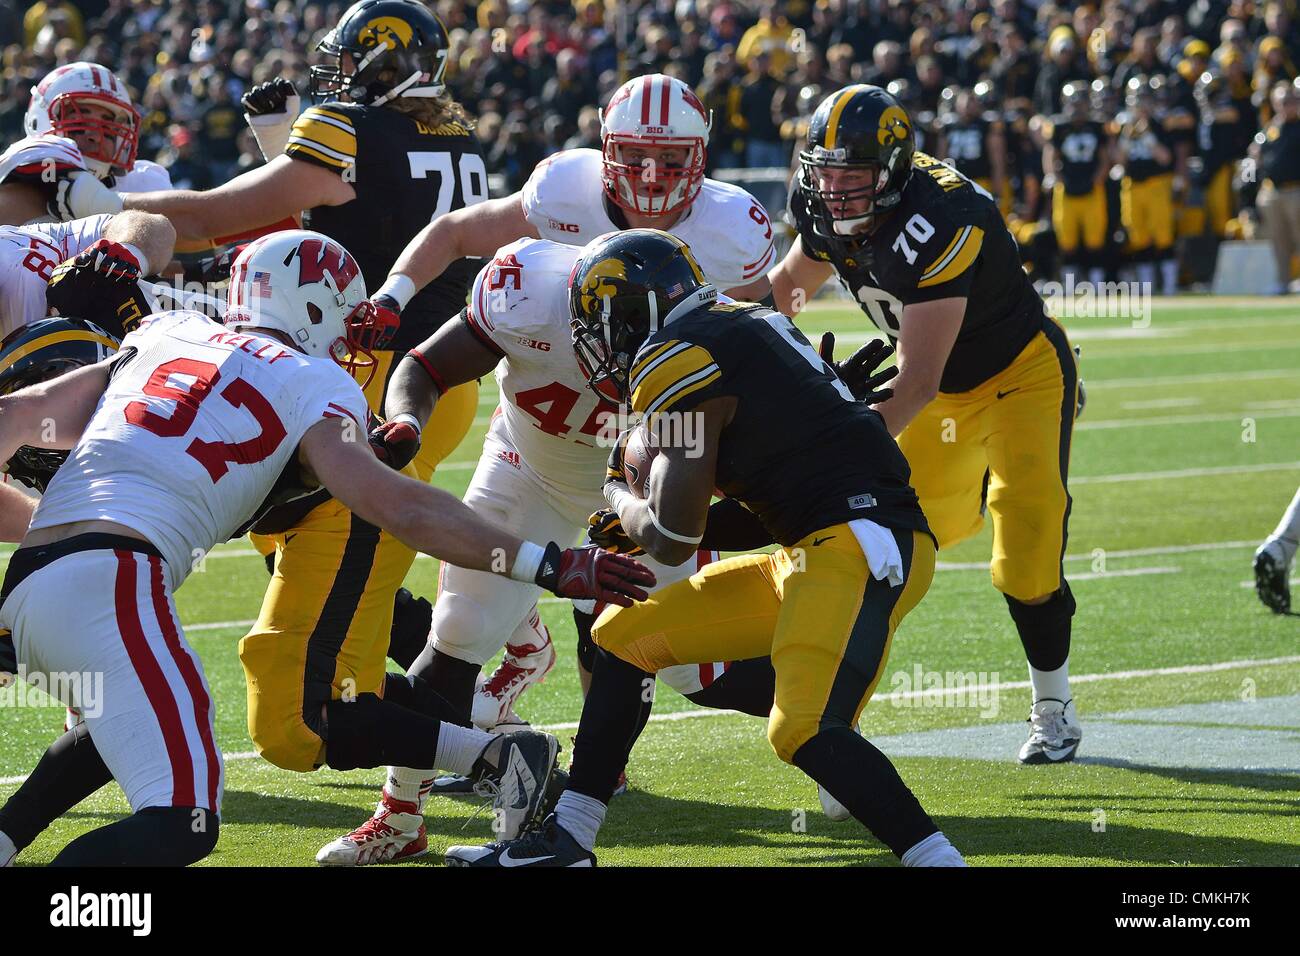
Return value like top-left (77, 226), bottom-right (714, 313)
top-left (622, 425), bottom-right (659, 499)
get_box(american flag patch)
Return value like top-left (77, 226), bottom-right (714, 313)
top-left (665, 282), bottom-right (684, 298)
top-left (252, 271), bottom-right (273, 297)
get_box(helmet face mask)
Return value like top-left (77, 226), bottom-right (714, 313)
top-left (26, 62), bottom-right (139, 178)
top-left (601, 75), bottom-right (712, 218)
top-left (309, 0), bottom-right (450, 106)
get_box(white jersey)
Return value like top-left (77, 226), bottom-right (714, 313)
top-left (0, 134), bottom-right (172, 222)
top-left (30, 310), bottom-right (368, 588)
top-left (464, 237), bottom-right (613, 499)
top-left (521, 148), bottom-right (777, 291)
top-left (0, 214), bottom-right (113, 337)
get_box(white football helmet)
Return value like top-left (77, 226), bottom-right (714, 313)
top-left (601, 74), bottom-right (712, 217)
top-left (25, 62), bottom-right (139, 179)
top-left (225, 230), bottom-right (395, 387)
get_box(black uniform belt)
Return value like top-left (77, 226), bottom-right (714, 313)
top-left (0, 533), bottom-right (162, 606)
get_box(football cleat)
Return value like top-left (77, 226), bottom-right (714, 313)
top-left (1253, 540), bottom-right (1292, 614)
top-left (472, 730), bottom-right (559, 840)
top-left (315, 793), bottom-right (428, 866)
top-left (1018, 698), bottom-right (1082, 764)
top-left (0, 830), bottom-right (16, 867)
top-left (428, 773), bottom-right (477, 797)
top-left (471, 629), bottom-right (556, 730)
top-left (445, 813), bottom-right (595, 868)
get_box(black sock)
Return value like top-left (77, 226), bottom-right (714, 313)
top-left (568, 647), bottom-right (654, 804)
top-left (0, 722), bottom-right (112, 851)
top-left (382, 671), bottom-right (471, 726)
top-left (1005, 583), bottom-right (1075, 671)
top-left (406, 645), bottom-right (479, 719)
top-left (685, 657), bottom-right (775, 718)
top-left (388, 588), bottom-right (432, 672)
top-left (50, 806), bottom-right (218, 866)
top-left (574, 606), bottom-right (598, 672)
top-left (323, 693), bottom-right (446, 771)
top-left (791, 726), bottom-right (938, 857)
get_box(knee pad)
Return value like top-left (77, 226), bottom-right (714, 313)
top-left (574, 606), bottom-right (598, 672)
top-left (592, 611), bottom-right (675, 675)
top-left (766, 706), bottom-right (819, 765)
top-left (251, 717), bottom-right (323, 773)
top-left (429, 591), bottom-right (494, 666)
top-left (389, 588), bottom-right (433, 672)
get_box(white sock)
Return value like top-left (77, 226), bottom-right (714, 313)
top-left (434, 722), bottom-right (497, 777)
top-left (0, 829), bottom-right (15, 866)
top-left (1268, 487), bottom-right (1300, 563)
top-left (555, 790), bottom-right (606, 852)
top-left (1029, 661), bottom-right (1071, 705)
top-left (384, 766), bottom-right (436, 810)
top-left (1161, 258), bottom-right (1178, 294)
top-left (901, 831), bottom-right (966, 866)
top-left (1088, 266), bottom-right (1105, 286)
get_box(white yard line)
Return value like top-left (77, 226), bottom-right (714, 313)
top-left (1076, 408), bottom-right (1300, 430)
top-left (1072, 461), bottom-right (1300, 484)
top-left (1085, 368), bottom-right (1298, 389)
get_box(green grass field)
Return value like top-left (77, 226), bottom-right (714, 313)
top-left (3, 297), bottom-right (1298, 866)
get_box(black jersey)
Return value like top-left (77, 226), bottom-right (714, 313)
top-left (627, 301), bottom-right (932, 548)
top-left (284, 102), bottom-right (489, 353)
top-left (1119, 117), bottom-right (1175, 181)
top-left (939, 114), bottom-right (997, 182)
top-left (1047, 117), bottom-right (1108, 195)
top-left (1258, 118), bottom-right (1300, 187)
top-left (791, 151), bottom-right (1046, 393)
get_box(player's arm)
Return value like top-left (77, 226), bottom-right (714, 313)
top-left (0, 481), bottom-right (36, 542)
top-left (300, 417), bottom-right (654, 603)
top-left (988, 123), bottom-right (1008, 198)
top-left (121, 156), bottom-right (352, 244)
top-left (386, 194), bottom-right (540, 304)
top-left (384, 317), bottom-right (502, 429)
top-left (871, 297), bottom-right (964, 437)
top-left (0, 359), bottom-right (111, 462)
top-left (769, 235), bottom-right (835, 316)
top-left (102, 210), bottom-right (176, 274)
top-left (1041, 139), bottom-right (1060, 188)
top-left (610, 397), bottom-right (733, 566)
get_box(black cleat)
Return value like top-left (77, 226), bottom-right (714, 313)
top-left (445, 814), bottom-right (595, 868)
top-left (1253, 543), bottom-right (1292, 614)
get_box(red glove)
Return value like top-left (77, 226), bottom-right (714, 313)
top-left (82, 239), bottom-right (143, 281)
top-left (535, 543), bottom-right (655, 607)
top-left (357, 294), bottom-right (402, 351)
top-left (368, 416), bottom-right (421, 470)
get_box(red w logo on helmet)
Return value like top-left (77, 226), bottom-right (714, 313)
top-left (296, 237), bottom-right (360, 290)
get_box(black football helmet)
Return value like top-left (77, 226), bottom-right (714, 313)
top-left (569, 230), bottom-right (717, 405)
top-left (309, 0), bottom-right (450, 106)
top-left (797, 84), bottom-right (916, 245)
top-left (0, 318), bottom-right (118, 492)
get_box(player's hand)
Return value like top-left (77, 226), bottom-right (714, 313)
top-left (364, 295), bottom-right (402, 350)
top-left (368, 415), bottom-right (421, 471)
top-left (587, 509), bottom-right (645, 556)
top-left (1073, 346), bottom-right (1085, 420)
top-left (605, 429), bottom-right (632, 485)
top-left (819, 332), bottom-right (898, 404)
top-left (46, 239), bottom-right (148, 336)
top-left (47, 170), bottom-right (124, 221)
top-left (241, 78), bottom-right (299, 117)
top-left (535, 543), bottom-right (655, 607)
top-left (183, 243), bottom-right (246, 285)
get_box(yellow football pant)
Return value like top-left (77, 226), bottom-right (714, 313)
top-left (239, 357), bottom-right (479, 772)
top-left (1179, 165), bottom-right (1234, 239)
top-left (1053, 182), bottom-right (1108, 254)
top-left (897, 322), bottom-right (1078, 602)
top-left (593, 525), bottom-right (934, 763)
top-left (1122, 174), bottom-right (1175, 252)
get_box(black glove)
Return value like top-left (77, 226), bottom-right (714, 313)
top-left (182, 243), bottom-right (246, 285)
top-left (45, 239), bottom-right (150, 337)
top-left (368, 416), bottom-right (421, 471)
top-left (534, 542), bottom-right (656, 608)
top-left (586, 509), bottom-right (645, 555)
top-left (241, 78), bottom-right (298, 116)
top-left (819, 332), bottom-right (898, 404)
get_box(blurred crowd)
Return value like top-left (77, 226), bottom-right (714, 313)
top-left (3, 0), bottom-right (1300, 286)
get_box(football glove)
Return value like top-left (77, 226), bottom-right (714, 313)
top-left (182, 243), bottom-right (247, 286)
top-left (47, 170), bottom-right (123, 221)
top-left (45, 239), bottom-right (151, 337)
top-left (1074, 345), bottom-right (1086, 420)
top-left (241, 78), bottom-right (301, 161)
top-left (605, 428), bottom-right (632, 485)
top-left (359, 294), bottom-right (401, 351)
top-left (368, 415), bottom-right (421, 471)
top-left (818, 332), bottom-right (898, 404)
top-left (241, 78), bottom-right (299, 116)
top-left (587, 509), bottom-right (645, 556)
top-left (534, 543), bottom-right (655, 608)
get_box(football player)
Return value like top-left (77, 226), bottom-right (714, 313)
top-left (1255, 487), bottom-right (1300, 614)
top-left (368, 71), bottom-right (778, 741)
top-left (1042, 81), bottom-right (1113, 287)
top-left (1116, 76), bottom-right (1178, 294)
top-left (0, 61), bottom-right (171, 226)
top-left (0, 231), bottom-right (653, 866)
top-left (769, 85), bottom-right (1084, 764)
top-left (935, 85), bottom-right (1009, 215)
top-left (443, 229), bottom-right (963, 867)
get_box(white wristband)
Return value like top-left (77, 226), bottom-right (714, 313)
top-left (377, 274), bottom-right (417, 311)
top-left (118, 242), bottom-right (149, 275)
top-left (510, 540), bottom-right (546, 582)
top-left (389, 412), bottom-right (421, 436)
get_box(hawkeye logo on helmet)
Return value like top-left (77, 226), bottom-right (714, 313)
top-left (877, 106), bottom-right (911, 147)
top-left (358, 16), bottom-right (414, 49)
top-left (580, 258), bottom-right (628, 316)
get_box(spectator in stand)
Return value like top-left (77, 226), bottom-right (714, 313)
top-left (863, 40), bottom-right (907, 87)
top-left (737, 1), bottom-right (795, 77)
top-left (735, 49), bottom-right (786, 168)
top-left (1251, 79), bottom-right (1300, 291)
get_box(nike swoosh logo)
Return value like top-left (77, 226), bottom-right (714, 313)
top-left (499, 847), bottom-right (554, 867)
top-left (813, 536), bottom-right (835, 546)
top-left (996, 388), bottom-right (1021, 399)
top-left (284, 533), bottom-right (297, 544)
top-left (511, 767), bottom-right (529, 810)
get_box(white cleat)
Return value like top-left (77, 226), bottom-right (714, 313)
top-left (1018, 698), bottom-right (1082, 764)
top-left (316, 793), bottom-right (428, 866)
top-left (472, 627), bottom-right (556, 730)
